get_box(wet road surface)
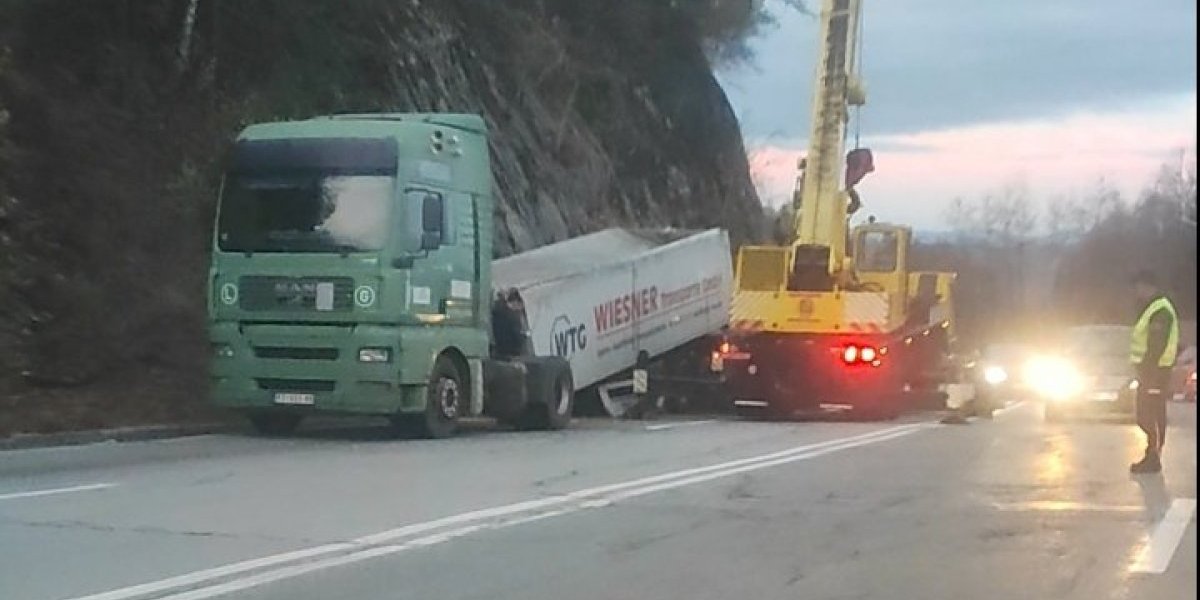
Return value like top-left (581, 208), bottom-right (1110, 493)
top-left (1, 402), bottom-right (1194, 600)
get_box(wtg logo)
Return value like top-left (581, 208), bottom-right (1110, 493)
top-left (550, 315), bottom-right (587, 358)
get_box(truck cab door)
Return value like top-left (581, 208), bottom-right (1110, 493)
top-left (400, 187), bottom-right (474, 323)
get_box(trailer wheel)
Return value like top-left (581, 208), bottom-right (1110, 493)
top-left (249, 412), bottom-right (303, 436)
top-left (518, 358), bottom-right (574, 430)
top-left (394, 355), bottom-right (462, 439)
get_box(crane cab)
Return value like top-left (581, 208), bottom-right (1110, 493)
top-left (849, 222), bottom-right (911, 325)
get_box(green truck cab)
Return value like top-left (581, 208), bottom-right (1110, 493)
top-left (208, 113), bottom-right (574, 437)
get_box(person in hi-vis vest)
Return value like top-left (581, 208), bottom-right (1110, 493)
top-left (1128, 270), bottom-right (1179, 474)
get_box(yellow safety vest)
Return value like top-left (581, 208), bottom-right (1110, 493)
top-left (1130, 297), bottom-right (1179, 367)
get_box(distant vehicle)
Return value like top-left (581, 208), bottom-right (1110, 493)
top-left (971, 342), bottom-right (1033, 418)
top-left (1172, 345), bottom-right (1196, 402)
top-left (1030, 325), bottom-right (1137, 423)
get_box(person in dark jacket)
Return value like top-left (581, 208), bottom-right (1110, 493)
top-left (1128, 270), bottom-right (1180, 474)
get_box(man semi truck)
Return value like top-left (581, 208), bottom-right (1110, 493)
top-left (207, 113), bottom-right (732, 437)
top-left (208, 113), bottom-right (575, 438)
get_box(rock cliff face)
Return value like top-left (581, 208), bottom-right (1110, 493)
top-left (393, 2), bottom-right (763, 254)
top-left (0, 0), bottom-right (761, 430)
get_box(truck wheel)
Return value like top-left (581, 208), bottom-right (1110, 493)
top-left (395, 355), bottom-right (462, 439)
top-left (249, 413), bottom-right (303, 436)
top-left (519, 358), bottom-right (574, 431)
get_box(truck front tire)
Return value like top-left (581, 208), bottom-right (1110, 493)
top-left (394, 355), bottom-right (463, 439)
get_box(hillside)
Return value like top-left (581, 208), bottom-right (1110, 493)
top-left (0, 0), bottom-right (765, 435)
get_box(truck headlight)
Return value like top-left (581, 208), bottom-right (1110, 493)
top-left (358, 348), bottom-right (392, 363)
top-left (213, 344), bottom-right (235, 359)
top-left (983, 365), bottom-right (1008, 385)
top-left (1128, 379), bottom-right (1139, 391)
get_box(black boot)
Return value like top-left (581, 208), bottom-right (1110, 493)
top-left (1130, 451), bottom-right (1162, 474)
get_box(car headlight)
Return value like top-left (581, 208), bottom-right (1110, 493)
top-left (1023, 355), bottom-right (1083, 400)
top-left (212, 344), bottom-right (235, 359)
top-left (984, 365), bottom-right (1008, 385)
top-left (358, 348), bottom-right (392, 363)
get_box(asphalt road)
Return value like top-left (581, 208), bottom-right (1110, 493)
top-left (1, 402), bottom-right (1194, 600)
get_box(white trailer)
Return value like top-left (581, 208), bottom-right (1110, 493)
top-left (492, 228), bottom-right (733, 415)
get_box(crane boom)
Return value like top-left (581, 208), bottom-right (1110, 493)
top-left (792, 0), bottom-right (865, 283)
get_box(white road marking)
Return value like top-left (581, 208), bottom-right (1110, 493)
top-left (645, 420), bottom-right (716, 431)
top-left (66, 544), bottom-right (359, 600)
top-left (0, 483), bottom-right (115, 501)
top-left (992, 500), bottom-right (1143, 513)
top-left (1131, 498), bottom-right (1197, 574)
top-left (600, 426), bottom-right (924, 504)
top-left (65, 422), bottom-right (936, 600)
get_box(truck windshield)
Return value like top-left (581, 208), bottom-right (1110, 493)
top-left (217, 174), bottom-right (393, 253)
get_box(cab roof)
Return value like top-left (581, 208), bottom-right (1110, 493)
top-left (239, 113), bottom-right (486, 141)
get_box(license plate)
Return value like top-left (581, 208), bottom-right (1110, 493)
top-left (274, 393), bottom-right (315, 406)
top-left (1092, 391), bottom-right (1119, 402)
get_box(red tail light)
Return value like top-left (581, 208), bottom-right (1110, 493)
top-left (841, 344), bottom-right (882, 367)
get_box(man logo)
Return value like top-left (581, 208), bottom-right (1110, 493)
top-left (798, 298), bottom-right (814, 315)
top-left (550, 315), bottom-right (587, 358)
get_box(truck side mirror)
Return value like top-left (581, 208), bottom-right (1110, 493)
top-left (420, 193), bottom-right (444, 251)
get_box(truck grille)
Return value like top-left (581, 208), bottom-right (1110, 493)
top-left (253, 347), bottom-right (339, 361)
top-left (256, 378), bottom-right (336, 392)
top-left (239, 276), bottom-right (355, 312)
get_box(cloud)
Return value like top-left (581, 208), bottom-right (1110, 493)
top-left (748, 94), bottom-right (1197, 229)
top-left (720, 0), bottom-right (1197, 138)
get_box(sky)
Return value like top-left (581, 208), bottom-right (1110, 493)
top-left (716, 0), bottom-right (1198, 231)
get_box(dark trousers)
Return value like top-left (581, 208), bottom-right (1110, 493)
top-left (1136, 366), bottom-right (1171, 456)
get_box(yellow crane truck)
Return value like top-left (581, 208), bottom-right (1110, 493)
top-left (712, 0), bottom-right (958, 419)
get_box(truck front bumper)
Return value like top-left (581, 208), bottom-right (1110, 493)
top-left (209, 322), bottom-right (427, 416)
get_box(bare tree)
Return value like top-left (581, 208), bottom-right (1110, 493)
top-left (1043, 179), bottom-right (1123, 241)
top-left (942, 183), bottom-right (1054, 343)
top-left (945, 182), bottom-right (1036, 246)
